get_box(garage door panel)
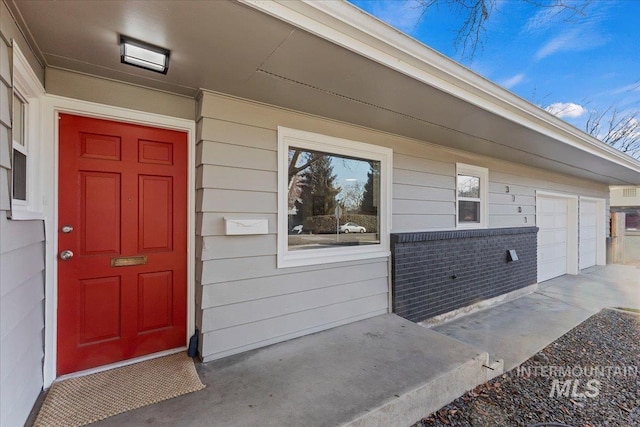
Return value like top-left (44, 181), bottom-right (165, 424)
top-left (554, 233), bottom-right (567, 244)
top-left (554, 200), bottom-right (568, 213)
top-left (581, 227), bottom-right (596, 240)
top-left (538, 214), bottom-right (556, 228)
top-left (555, 216), bottom-right (567, 228)
top-left (539, 229), bottom-right (557, 245)
top-left (551, 244), bottom-right (568, 258)
top-left (538, 196), bottom-right (569, 283)
top-left (540, 198), bottom-right (555, 212)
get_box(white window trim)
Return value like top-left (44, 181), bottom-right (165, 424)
top-left (277, 126), bottom-right (392, 268)
top-left (456, 163), bottom-right (488, 228)
top-left (10, 42), bottom-right (45, 219)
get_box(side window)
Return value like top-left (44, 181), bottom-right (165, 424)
top-left (456, 163), bottom-right (488, 228)
top-left (9, 43), bottom-right (44, 218)
top-left (12, 92), bottom-right (27, 203)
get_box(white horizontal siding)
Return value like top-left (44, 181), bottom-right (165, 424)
top-left (0, 217), bottom-right (45, 427)
top-left (196, 166), bottom-right (277, 192)
top-left (197, 140), bottom-right (277, 171)
top-left (200, 260), bottom-right (388, 307)
top-left (198, 255), bottom-right (383, 285)
top-left (201, 295), bottom-right (388, 360)
top-left (196, 188), bottom-right (277, 213)
top-left (203, 278), bottom-right (388, 329)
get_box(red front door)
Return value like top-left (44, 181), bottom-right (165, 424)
top-left (57, 114), bottom-right (187, 375)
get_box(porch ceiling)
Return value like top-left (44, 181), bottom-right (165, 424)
top-left (8, 0), bottom-right (640, 185)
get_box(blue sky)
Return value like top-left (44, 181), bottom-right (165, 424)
top-left (348, 0), bottom-right (640, 137)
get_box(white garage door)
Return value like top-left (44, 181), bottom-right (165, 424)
top-left (579, 200), bottom-right (598, 269)
top-left (538, 197), bottom-right (569, 282)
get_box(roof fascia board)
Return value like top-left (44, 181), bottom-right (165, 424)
top-left (240, 0), bottom-right (640, 173)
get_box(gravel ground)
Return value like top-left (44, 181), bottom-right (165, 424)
top-left (414, 308), bottom-right (640, 427)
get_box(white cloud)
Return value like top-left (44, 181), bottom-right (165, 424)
top-left (535, 27), bottom-right (609, 60)
top-left (535, 29), bottom-right (580, 59)
top-left (525, 5), bottom-right (568, 33)
top-left (545, 102), bottom-right (587, 118)
top-left (366, 0), bottom-right (424, 34)
top-left (501, 73), bottom-right (525, 89)
top-left (612, 81), bottom-right (640, 95)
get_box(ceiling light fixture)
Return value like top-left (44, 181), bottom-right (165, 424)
top-left (120, 36), bottom-right (169, 74)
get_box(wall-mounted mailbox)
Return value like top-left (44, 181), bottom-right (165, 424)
top-left (224, 218), bottom-right (269, 235)
top-left (507, 249), bottom-right (519, 262)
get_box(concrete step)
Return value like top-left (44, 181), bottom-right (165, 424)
top-left (92, 314), bottom-right (497, 427)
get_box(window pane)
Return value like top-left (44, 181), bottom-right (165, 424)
top-left (458, 174), bottom-right (480, 198)
top-left (13, 149), bottom-right (26, 201)
top-left (626, 213), bottom-right (640, 231)
top-left (12, 93), bottom-right (25, 147)
top-left (288, 147), bottom-right (380, 250)
top-left (459, 200), bottom-right (480, 223)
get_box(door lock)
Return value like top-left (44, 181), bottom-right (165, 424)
top-left (60, 250), bottom-right (74, 261)
top-left (61, 225), bottom-right (74, 233)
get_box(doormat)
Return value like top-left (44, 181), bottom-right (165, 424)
top-left (34, 352), bottom-right (205, 427)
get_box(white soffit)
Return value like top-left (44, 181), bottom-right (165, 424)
top-left (241, 0), bottom-right (640, 178)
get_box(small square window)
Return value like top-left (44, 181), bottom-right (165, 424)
top-left (456, 163), bottom-right (488, 228)
top-left (458, 175), bottom-right (480, 199)
top-left (625, 212), bottom-right (640, 231)
top-left (458, 200), bottom-right (480, 223)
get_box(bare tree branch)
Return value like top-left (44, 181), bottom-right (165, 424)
top-left (585, 106), bottom-right (640, 159)
top-left (413, 0), bottom-right (591, 60)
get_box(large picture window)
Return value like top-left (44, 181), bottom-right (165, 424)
top-left (456, 163), bottom-right (488, 228)
top-left (278, 127), bottom-right (392, 268)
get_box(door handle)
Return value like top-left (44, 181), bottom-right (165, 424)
top-left (60, 250), bottom-right (74, 261)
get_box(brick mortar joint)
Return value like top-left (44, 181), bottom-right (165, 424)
top-left (391, 226), bottom-right (539, 244)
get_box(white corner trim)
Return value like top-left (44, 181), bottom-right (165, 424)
top-left (240, 0), bottom-right (640, 173)
top-left (12, 42), bottom-right (45, 97)
top-left (41, 94), bottom-right (197, 387)
top-left (579, 196), bottom-right (607, 267)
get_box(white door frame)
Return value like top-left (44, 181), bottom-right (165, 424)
top-left (536, 190), bottom-right (579, 282)
top-left (41, 94), bottom-right (196, 387)
top-left (579, 196), bottom-right (607, 268)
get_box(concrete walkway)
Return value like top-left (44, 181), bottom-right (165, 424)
top-left (90, 264), bottom-right (638, 427)
top-left (433, 264), bottom-right (640, 371)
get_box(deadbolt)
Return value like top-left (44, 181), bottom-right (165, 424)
top-left (61, 225), bottom-right (74, 233)
top-left (60, 250), bottom-right (74, 261)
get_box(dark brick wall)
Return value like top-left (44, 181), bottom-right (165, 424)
top-left (391, 227), bottom-right (538, 323)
